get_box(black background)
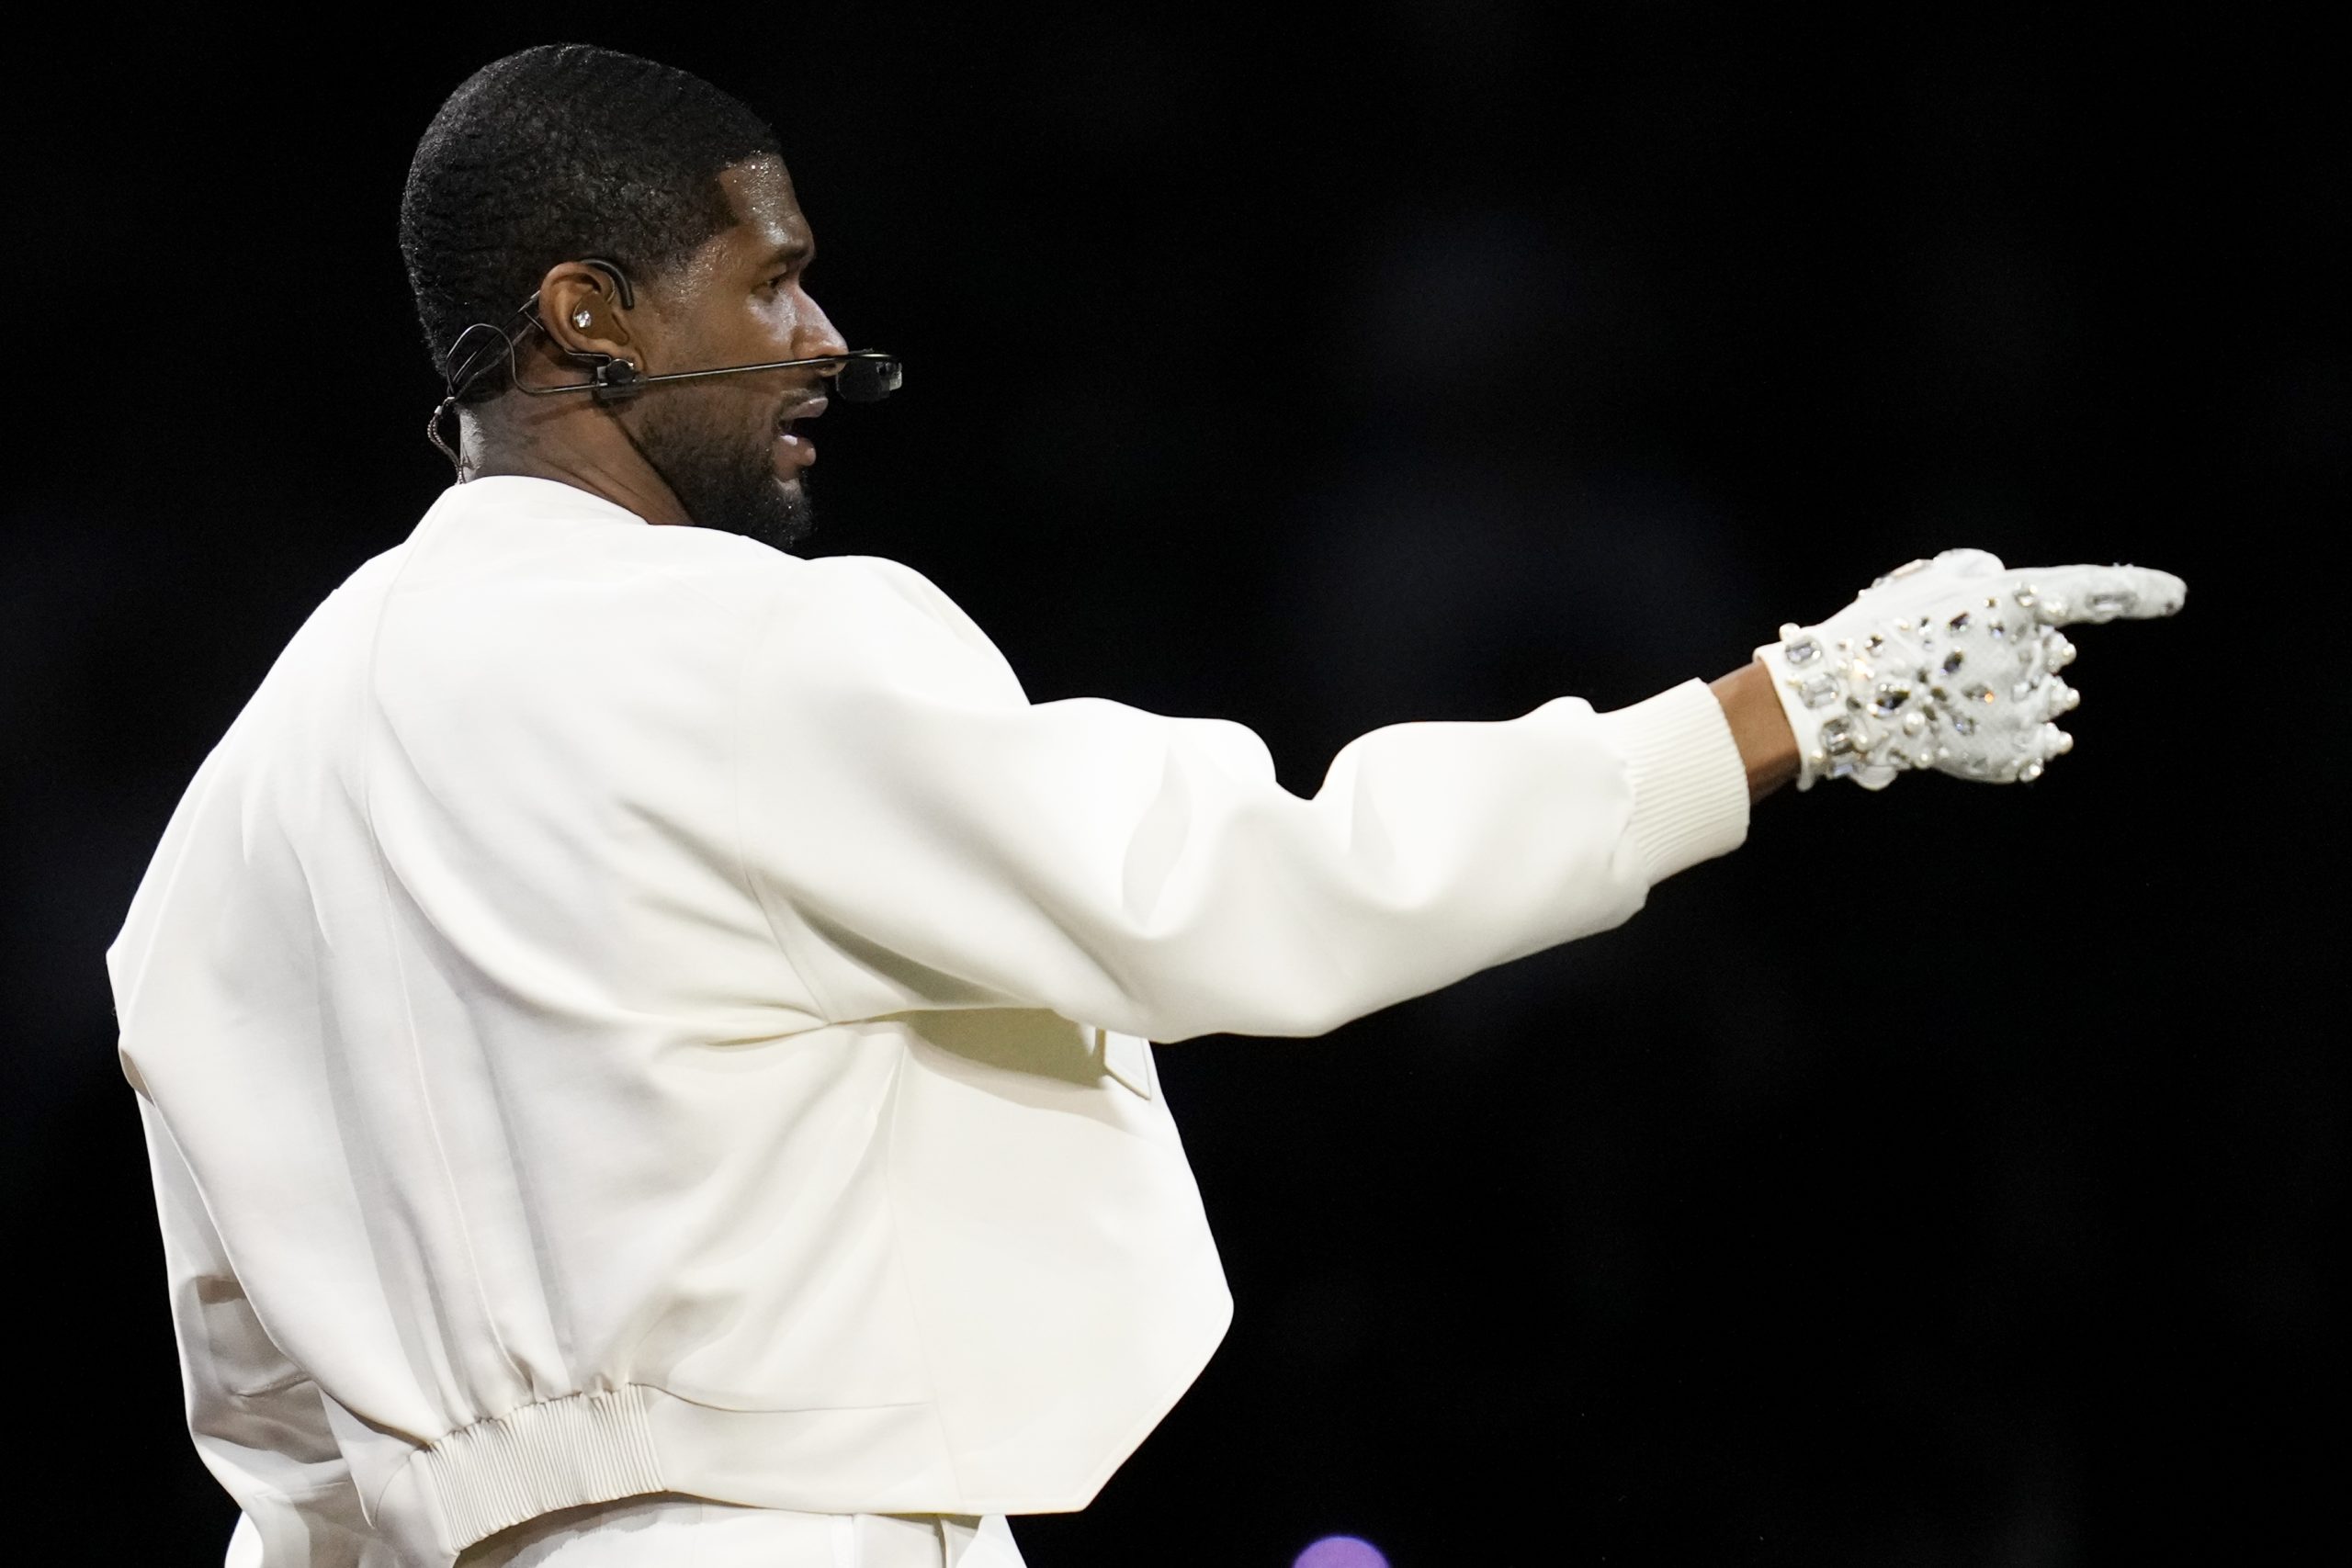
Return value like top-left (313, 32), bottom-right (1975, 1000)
top-left (5, 6), bottom-right (2341, 1564)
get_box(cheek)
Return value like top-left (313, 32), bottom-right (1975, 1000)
top-left (748, 291), bottom-right (803, 345)
top-left (652, 382), bottom-right (774, 449)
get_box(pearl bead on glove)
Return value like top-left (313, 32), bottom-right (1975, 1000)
top-left (1757, 548), bottom-right (2187, 791)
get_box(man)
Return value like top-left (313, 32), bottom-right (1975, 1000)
top-left (108, 42), bottom-right (2184, 1568)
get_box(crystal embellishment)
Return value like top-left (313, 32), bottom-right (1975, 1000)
top-left (1790, 554), bottom-right (2133, 791)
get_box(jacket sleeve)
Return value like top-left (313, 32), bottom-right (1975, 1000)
top-left (139, 1096), bottom-right (390, 1568)
top-left (734, 558), bottom-right (1751, 1042)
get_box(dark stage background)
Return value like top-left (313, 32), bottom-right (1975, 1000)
top-left (5, 6), bottom-right (2341, 1564)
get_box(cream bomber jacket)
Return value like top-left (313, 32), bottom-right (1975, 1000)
top-left (110, 476), bottom-right (1752, 1567)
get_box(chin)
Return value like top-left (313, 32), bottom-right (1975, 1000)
top-left (755, 476), bottom-right (816, 551)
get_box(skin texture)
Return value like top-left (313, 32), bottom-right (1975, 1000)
top-left (454, 152), bottom-right (1795, 797)
top-left (460, 155), bottom-right (846, 547)
top-left (1711, 660), bottom-right (1800, 803)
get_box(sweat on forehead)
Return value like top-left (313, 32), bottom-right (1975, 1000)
top-left (637, 159), bottom-right (815, 305)
top-left (720, 155), bottom-right (804, 225)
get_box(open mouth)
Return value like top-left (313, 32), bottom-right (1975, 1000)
top-left (774, 395), bottom-right (826, 472)
top-left (776, 395), bottom-right (828, 443)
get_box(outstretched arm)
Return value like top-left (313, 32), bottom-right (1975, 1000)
top-left (733, 548), bottom-right (2179, 1044)
top-left (737, 559), bottom-right (1750, 1044)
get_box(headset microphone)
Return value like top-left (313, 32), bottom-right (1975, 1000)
top-left (831, 354), bottom-right (903, 404)
top-left (557, 347), bottom-right (903, 405)
top-left (427, 256), bottom-right (904, 469)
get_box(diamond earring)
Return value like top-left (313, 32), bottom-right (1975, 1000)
top-left (571, 308), bottom-right (594, 330)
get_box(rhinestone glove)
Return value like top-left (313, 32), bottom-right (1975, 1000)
top-left (1757, 548), bottom-right (2187, 790)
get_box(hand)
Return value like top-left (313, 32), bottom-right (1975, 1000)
top-left (1756, 547), bottom-right (2187, 791)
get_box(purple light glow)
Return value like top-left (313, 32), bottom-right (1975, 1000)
top-left (1294, 1536), bottom-right (1391, 1568)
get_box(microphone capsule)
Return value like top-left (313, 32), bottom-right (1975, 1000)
top-left (836, 355), bottom-right (902, 403)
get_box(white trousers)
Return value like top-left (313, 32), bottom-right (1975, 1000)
top-left (454, 1498), bottom-right (1026, 1568)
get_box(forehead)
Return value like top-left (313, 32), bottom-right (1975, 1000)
top-left (712, 154), bottom-right (809, 261)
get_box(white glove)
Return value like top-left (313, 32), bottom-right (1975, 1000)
top-left (1757, 548), bottom-right (2186, 790)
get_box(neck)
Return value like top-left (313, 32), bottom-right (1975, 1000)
top-left (458, 400), bottom-right (691, 526)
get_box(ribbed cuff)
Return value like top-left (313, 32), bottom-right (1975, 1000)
top-left (1595, 679), bottom-right (1751, 885)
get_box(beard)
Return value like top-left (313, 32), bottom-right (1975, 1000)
top-left (630, 394), bottom-right (815, 551)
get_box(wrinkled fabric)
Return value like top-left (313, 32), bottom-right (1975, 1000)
top-left (113, 476), bottom-right (1749, 1566)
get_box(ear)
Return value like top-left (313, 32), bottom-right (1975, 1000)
top-left (537, 261), bottom-right (636, 358)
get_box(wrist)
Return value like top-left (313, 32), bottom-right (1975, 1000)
top-left (1709, 660), bottom-right (1800, 802)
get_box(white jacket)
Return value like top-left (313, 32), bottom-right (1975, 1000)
top-left (110, 476), bottom-right (1751, 1566)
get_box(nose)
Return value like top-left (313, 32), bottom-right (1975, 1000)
top-left (796, 287), bottom-right (849, 362)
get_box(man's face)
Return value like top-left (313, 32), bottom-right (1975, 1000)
top-left (626, 155), bottom-right (846, 549)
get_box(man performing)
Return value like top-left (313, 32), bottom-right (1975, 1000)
top-left (108, 43), bottom-right (2186, 1568)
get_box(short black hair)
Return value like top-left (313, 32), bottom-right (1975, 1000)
top-left (401, 43), bottom-right (779, 392)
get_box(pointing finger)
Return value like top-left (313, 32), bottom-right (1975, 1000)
top-left (2018, 564), bottom-right (2188, 626)
top-left (1929, 547), bottom-right (2007, 578)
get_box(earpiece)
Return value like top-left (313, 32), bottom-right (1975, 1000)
top-left (580, 258), bottom-right (637, 308)
top-left (548, 259), bottom-right (640, 402)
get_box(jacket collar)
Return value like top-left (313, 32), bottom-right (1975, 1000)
top-left (425, 474), bottom-right (654, 531)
